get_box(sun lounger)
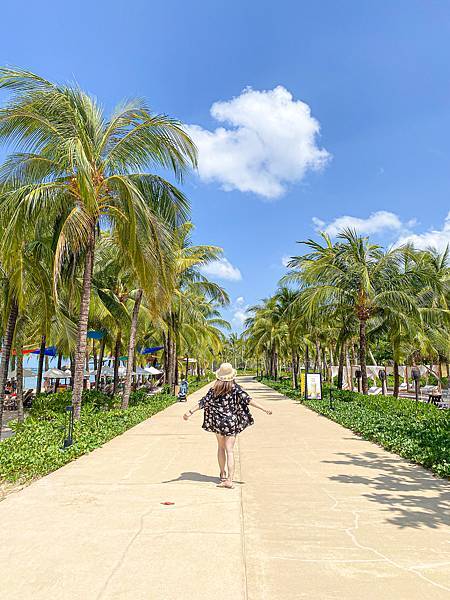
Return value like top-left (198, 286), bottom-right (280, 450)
top-left (398, 382), bottom-right (408, 390)
top-left (421, 385), bottom-right (438, 395)
top-left (368, 386), bottom-right (382, 395)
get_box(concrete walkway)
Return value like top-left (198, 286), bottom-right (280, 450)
top-left (0, 378), bottom-right (449, 599)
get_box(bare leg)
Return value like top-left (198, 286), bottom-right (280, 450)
top-left (215, 434), bottom-right (226, 479)
top-left (219, 435), bottom-right (236, 488)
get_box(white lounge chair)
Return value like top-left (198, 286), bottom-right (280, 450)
top-left (399, 382), bottom-right (408, 391)
top-left (368, 386), bottom-right (382, 395)
top-left (421, 385), bottom-right (438, 395)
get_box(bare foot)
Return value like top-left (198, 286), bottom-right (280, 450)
top-left (217, 479), bottom-right (234, 489)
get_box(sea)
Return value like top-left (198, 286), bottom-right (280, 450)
top-left (17, 355), bottom-right (97, 391)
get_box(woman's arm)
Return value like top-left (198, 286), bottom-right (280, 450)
top-left (183, 404), bottom-right (201, 420)
top-left (248, 398), bottom-right (272, 415)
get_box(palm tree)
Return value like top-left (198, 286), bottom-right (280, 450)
top-left (162, 223), bottom-right (229, 392)
top-left (286, 230), bottom-right (419, 394)
top-left (0, 68), bottom-right (196, 418)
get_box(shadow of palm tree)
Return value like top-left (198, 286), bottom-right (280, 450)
top-left (323, 450), bottom-right (450, 529)
top-left (162, 471), bottom-right (245, 485)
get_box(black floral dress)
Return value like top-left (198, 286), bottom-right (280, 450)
top-left (198, 384), bottom-right (254, 436)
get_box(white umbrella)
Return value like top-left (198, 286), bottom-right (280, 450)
top-left (145, 366), bottom-right (162, 375)
top-left (8, 368), bottom-right (35, 379)
top-left (63, 368), bottom-right (90, 378)
top-left (93, 366), bottom-right (115, 377)
top-left (134, 366), bottom-right (148, 375)
top-left (43, 368), bottom-right (69, 379)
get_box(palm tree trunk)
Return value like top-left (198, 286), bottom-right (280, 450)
top-left (95, 337), bottom-right (106, 391)
top-left (122, 289), bottom-right (143, 409)
top-left (393, 360), bottom-right (400, 398)
top-left (16, 322), bottom-right (24, 423)
top-left (69, 354), bottom-right (75, 388)
top-left (359, 320), bottom-right (368, 394)
top-left (36, 333), bottom-right (46, 394)
top-left (346, 346), bottom-right (352, 389)
top-left (322, 349), bottom-right (328, 382)
top-left (337, 343), bottom-right (345, 389)
top-left (291, 351), bottom-right (297, 389)
top-left (92, 340), bottom-right (98, 372)
top-left (0, 299), bottom-right (18, 438)
top-left (72, 230), bottom-right (95, 419)
top-left (185, 354), bottom-right (189, 379)
top-left (113, 331), bottom-right (121, 395)
top-left (57, 352), bottom-right (63, 370)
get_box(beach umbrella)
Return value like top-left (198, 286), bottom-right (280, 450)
top-left (145, 366), bottom-right (163, 375)
top-left (63, 369), bottom-right (90, 378)
top-left (134, 367), bottom-right (148, 375)
top-left (8, 368), bottom-right (35, 379)
top-left (140, 346), bottom-right (163, 355)
top-left (93, 366), bottom-right (115, 377)
top-left (31, 346), bottom-right (57, 357)
top-left (43, 368), bottom-right (68, 379)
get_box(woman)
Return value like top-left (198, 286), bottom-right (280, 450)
top-left (183, 363), bottom-right (272, 488)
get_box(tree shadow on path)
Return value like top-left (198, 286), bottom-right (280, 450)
top-left (323, 448), bottom-right (450, 530)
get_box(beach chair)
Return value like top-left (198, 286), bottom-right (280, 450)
top-left (421, 385), bottom-right (438, 396)
top-left (368, 386), bottom-right (382, 395)
top-left (398, 382), bottom-right (408, 391)
top-left (23, 389), bottom-right (34, 408)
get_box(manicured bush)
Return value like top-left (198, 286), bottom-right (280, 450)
top-left (0, 393), bottom-right (176, 484)
top-left (260, 378), bottom-right (450, 479)
top-left (0, 376), bottom-right (215, 486)
top-left (30, 389), bottom-right (118, 417)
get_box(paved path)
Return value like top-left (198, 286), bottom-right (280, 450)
top-left (0, 378), bottom-right (449, 599)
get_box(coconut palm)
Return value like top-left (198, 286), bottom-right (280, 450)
top-left (162, 223), bottom-right (229, 391)
top-left (0, 68), bottom-right (196, 418)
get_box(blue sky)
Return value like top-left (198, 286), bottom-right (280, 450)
top-left (1, 0), bottom-right (450, 330)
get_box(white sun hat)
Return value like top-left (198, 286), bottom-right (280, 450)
top-left (215, 362), bottom-right (237, 382)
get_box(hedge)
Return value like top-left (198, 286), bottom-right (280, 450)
top-left (260, 378), bottom-right (450, 479)
top-left (0, 389), bottom-right (178, 484)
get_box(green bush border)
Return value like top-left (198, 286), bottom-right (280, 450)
top-left (0, 377), bottom-right (213, 486)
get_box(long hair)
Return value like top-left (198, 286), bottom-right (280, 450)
top-left (212, 379), bottom-right (235, 397)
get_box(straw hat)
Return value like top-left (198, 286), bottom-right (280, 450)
top-left (215, 362), bottom-right (237, 382)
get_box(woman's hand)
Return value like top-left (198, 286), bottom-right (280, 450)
top-left (183, 412), bottom-right (190, 421)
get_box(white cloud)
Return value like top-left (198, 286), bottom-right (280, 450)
top-left (397, 212), bottom-right (450, 252)
top-left (281, 255), bottom-right (291, 267)
top-left (232, 297), bottom-right (249, 328)
top-left (186, 86), bottom-right (330, 199)
top-left (201, 258), bottom-right (242, 281)
top-left (314, 210), bottom-right (404, 237)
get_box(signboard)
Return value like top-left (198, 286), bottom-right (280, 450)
top-left (305, 373), bottom-right (322, 400)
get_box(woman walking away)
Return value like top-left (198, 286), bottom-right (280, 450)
top-left (183, 363), bottom-right (272, 488)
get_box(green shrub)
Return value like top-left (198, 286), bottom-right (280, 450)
top-left (30, 389), bottom-right (118, 418)
top-left (260, 378), bottom-right (450, 479)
